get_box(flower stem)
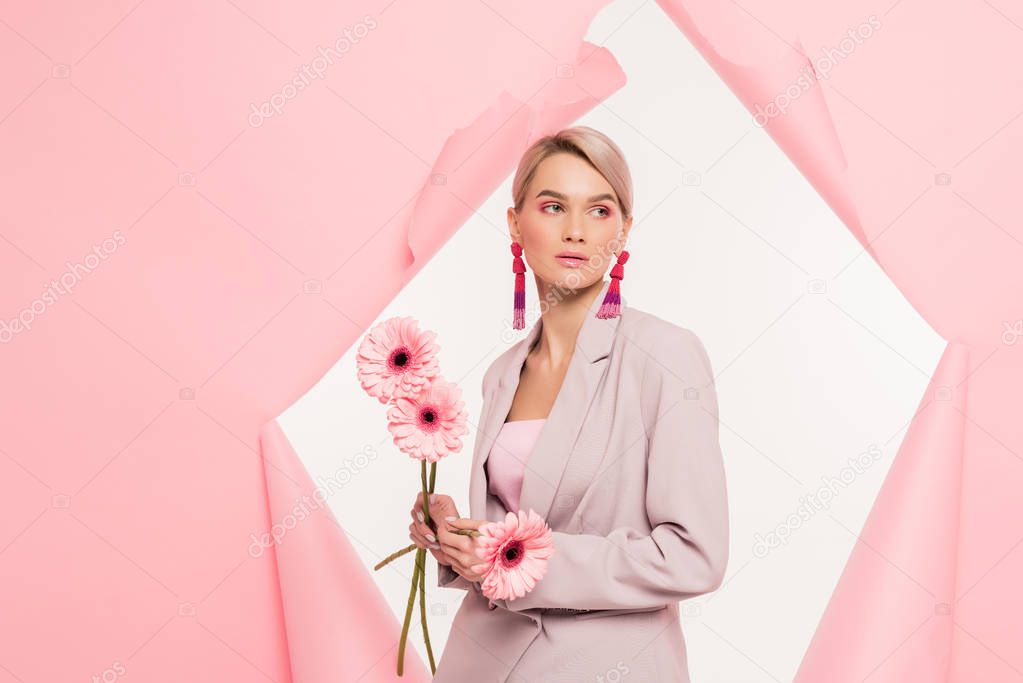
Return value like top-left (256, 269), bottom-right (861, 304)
top-left (396, 460), bottom-right (442, 675)
top-left (416, 460), bottom-right (437, 672)
top-left (417, 547), bottom-right (436, 673)
top-left (451, 529), bottom-right (481, 537)
top-left (374, 543), bottom-right (416, 571)
top-left (396, 551), bottom-right (421, 676)
top-left (420, 461), bottom-right (433, 529)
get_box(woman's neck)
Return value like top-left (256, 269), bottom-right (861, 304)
top-left (529, 279), bottom-right (605, 368)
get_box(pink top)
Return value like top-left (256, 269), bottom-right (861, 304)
top-left (485, 418), bottom-right (546, 512)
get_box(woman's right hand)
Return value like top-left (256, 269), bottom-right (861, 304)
top-left (409, 492), bottom-right (460, 566)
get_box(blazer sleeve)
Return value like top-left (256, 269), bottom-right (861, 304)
top-left (437, 562), bottom-right (474, 591)
top-left (499, 327), bottom-right (730, 613)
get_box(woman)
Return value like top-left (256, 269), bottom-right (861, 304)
top-left (409, 126), bottom-right (729, 682)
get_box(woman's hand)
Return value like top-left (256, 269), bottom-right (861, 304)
top-left (438, 517), bottom-right (487, 582)
top-left (409, 492), bottom-right (459, 566)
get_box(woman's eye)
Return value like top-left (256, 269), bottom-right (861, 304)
top-left (542, 204), bottom-right (609, 217)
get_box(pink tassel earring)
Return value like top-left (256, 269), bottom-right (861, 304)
top-left (511, 241), bottom-right (526, 330)
top-left (596, 249), bottom-right (629, 320)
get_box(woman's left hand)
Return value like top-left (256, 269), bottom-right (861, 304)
top-left (437, 517), bottom-right (487, 582)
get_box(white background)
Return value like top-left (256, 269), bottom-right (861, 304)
top-left (278, 2), bottom-right (943, 680)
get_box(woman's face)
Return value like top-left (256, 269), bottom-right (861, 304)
top-left (508, 152), bottom-right (632, 291)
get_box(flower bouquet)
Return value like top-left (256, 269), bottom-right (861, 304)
top-left (356, 316), bottom-right (557, 675)
top-left (356, 316), bottom-right (468, 675)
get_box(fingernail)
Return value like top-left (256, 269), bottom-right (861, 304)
top-left (417, 511), bottom-right (424, 523)
top-left (425, 533), bottom-right (436, 542)
top-left (429, 493), bottom-right (437, 504)
top-left (444, 516), bottom-right (456, 522)
top-left (430, 543), bottom-right (440, 550)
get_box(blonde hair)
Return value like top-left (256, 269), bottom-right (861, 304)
top-left (511, 126), bottom-right (633, 221)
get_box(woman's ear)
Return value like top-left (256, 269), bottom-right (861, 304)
top-left (506, 206), bottom-right (520, 242)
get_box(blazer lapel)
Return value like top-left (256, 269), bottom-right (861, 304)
top-left (469, 279), bottom-right (623, 523)
top-left (468, 312), bottom-right (542, 520)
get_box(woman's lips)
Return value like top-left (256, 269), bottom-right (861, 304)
top-left (555, 255), bottom-right (586, 268)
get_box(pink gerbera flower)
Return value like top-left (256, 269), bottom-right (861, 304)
top-left (472, 509), bottom-right (556, 601)
top-left (356, 316), bottom-right (440, 404)
top-left (386, 376), bottom-right (468, 462)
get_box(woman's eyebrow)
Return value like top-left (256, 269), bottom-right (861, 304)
top-left (535, 189), bottom-right (617, 204)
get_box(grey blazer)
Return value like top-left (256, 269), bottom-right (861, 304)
top-left (433, 280), bottom-right (729, 682)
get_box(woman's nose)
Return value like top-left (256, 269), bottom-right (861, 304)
top-left (562, 225), bottom-right (585, 241)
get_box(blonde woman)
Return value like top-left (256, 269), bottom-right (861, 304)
top-left (409, 126), bottom-right (730, 682)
